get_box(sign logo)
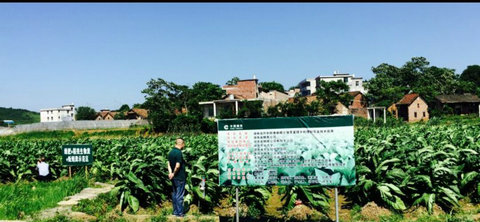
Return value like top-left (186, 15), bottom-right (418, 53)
top-left (224, 125), bottom-right (229, 130)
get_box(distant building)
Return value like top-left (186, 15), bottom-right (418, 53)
top-left (40, 104), bottom-right (75, 122)
top-left (348, 91), bottom-right (368, 118)
top-left (126, 108), bottom-right (149, 120)
top-left (258, 90), bottom-right (289, 111)
top-left (298, 78), bottom-right (317, 96)
top-left (222, 78), bottom-right (259, 100)
top-left (435, 94), bottom-right (480, 115)
top-left (298, 72), bottom-right (366, 96)
top-left (287, 88), bottom-right (301, 98)
top-left (315, 72), bottom-right (366, 94)
top-left (389, 93), bottom-right (429, 122)
top-left (95, 109), bottom-right (118, 121)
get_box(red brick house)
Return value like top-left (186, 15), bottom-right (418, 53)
top-left (348, 91), bottom-right (368, 118)
top-left (222, 79), bottom-right (259, 99)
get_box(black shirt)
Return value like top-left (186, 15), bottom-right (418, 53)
top-left (168, 147), bottom-right (186, 181)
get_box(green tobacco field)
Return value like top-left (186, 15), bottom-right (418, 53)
top-left (1, 119), bottom-right (479, 221)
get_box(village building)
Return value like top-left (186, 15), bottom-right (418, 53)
top-left (298, 71), bottom-right (366, 96)
top-left (388, 93), bottom-right (429, 122)
top-left (95, 109), bottom-right (118, 121)
top-left (348, 91), bottom-right (368, 118)
top-left (40, 104), bottom-right (75, 122)
top-left (126, 108), bottom-right (149, 120)
top-left (435, 94), bottom-right (480, 115)
top-left (199, 77), bottom-right (288, 118)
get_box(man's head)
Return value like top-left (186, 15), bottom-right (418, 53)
top-left (39, 157), bottom-right (45, 162)
top-left (175, 138), bottom-right (185, 149)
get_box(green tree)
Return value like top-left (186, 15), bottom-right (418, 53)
top-left (260, 81), bottom-right (285, 92)
top-left (75, 106), bottom-right (97, 120)
top-left (187, 82), bottom-right (225, 118)
top-left (132, 103), bottom-right (144, 109)
top-left (114, 112), bottom-right (127, 120)
top-left (118, 104), bottom-right (130, 112)
top-left (225, 77), bottom-right (240, 85)
top-left (460, 65), bottom-right (480, 86)
top-left (141, 78), bottom-right (187, 132)
top-left (316, 80), bottom-right (352, 114)
top-left (365, 57), bottom-right (459, 107)
top-left (237, 100), bottom-right (263, 118)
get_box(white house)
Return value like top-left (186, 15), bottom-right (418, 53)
top-left (299, 72), bottom-right (367, 96)
top-left (315, 72), bottom-right (366, 93)
top-left (40, 104), bottom-right (76, 122)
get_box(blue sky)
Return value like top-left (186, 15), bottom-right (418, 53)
top-left (1, 3), bottom-right (479, 112)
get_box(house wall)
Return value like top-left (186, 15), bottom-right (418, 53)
top-left (223, 80), bottom-right (258, 99)
top-left (259, 91), bottom-right (289, 110)
top-left (350, 93), bottom-right (366, 109)
top-left (40, 105), bottom-right (76, 122)
top-left (407, 97), bottom-right (429, 122)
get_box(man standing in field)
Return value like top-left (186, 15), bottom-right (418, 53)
top-left (168, 138), bottom-right (186, 218)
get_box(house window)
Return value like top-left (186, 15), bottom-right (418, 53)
top-left (356, 81), bottom-right (359, 86)
top-left (417, 103), bottom-right (419, 108)
top-left (414, 112), bottom-right (417, 118)
top-left (423, 112), bottom-right (426, 117)
top-left (343, 77), bottom-right (348, 83)
top-left (71, 113), bottom-right (73, 117)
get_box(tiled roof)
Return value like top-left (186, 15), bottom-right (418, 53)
top-left (396, 93), bottom-right (419, 105)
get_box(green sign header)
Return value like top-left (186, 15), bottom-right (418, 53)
top-left (62, 144), bottom-right (93, 166)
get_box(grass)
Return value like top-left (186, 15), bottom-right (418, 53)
top-left (0, 126), bottom-right (147, 140)
top-left (0, 176), bottom-right (88, 220)
top-left (71, 190), bottom-right (118, 219)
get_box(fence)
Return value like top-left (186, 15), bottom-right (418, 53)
top-left (0, 120), bottom-right (149, 136)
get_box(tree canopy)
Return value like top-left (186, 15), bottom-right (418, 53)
top-left (260, 81), bottom-right (285, 92)
top-left (141, 78), bottom-right (224, 132)
top-left (225, 77), bottom-right (240, 85)
top-left (75, 106), bottom-right (97, 120)
top-left (365, 57), bottom-right (463, 107)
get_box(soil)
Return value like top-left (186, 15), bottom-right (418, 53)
top-left (360, 202), bottom-right (392, 221)
top-left (286, 205), bottom-right (314, 221)
top-left (404, 203), bottom-right (444, 220)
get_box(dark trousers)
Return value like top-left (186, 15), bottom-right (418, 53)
top-left (38, 174), bottom-right (50, 182)
top-left (172, 178), bottom-right (185, 216)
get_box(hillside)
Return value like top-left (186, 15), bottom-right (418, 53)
top-left (0, 107), bottom-right (40, 125)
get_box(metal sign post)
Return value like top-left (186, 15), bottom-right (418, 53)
top-left (335, 188), bottom-right (339, 222)
top-left (236, 187), bottom-right (239, 222)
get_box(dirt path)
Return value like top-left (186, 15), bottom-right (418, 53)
top-left (29, 182), bottom-right (114, 221)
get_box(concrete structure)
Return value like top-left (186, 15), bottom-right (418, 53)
top-left (435, 94), bottom-right (480, 115)
top-left (298, 78), bottom-right (317, 96)
top-left (367, 107), bottom-right (387, 123)
top-left (315, 72), bottom-right (366, 94)
top-left (258, 90), bottom-right (289, 111)
top-left (287, 88), bottom-right (301, 98)
top-left (389, 93), bottom-right (429, 122)
top-left (200, 77), bottom-right (264, 118)
top-left (40, 104), bottom-right (75, 122)
top-left (199, 94), bottom-right (262, 118)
